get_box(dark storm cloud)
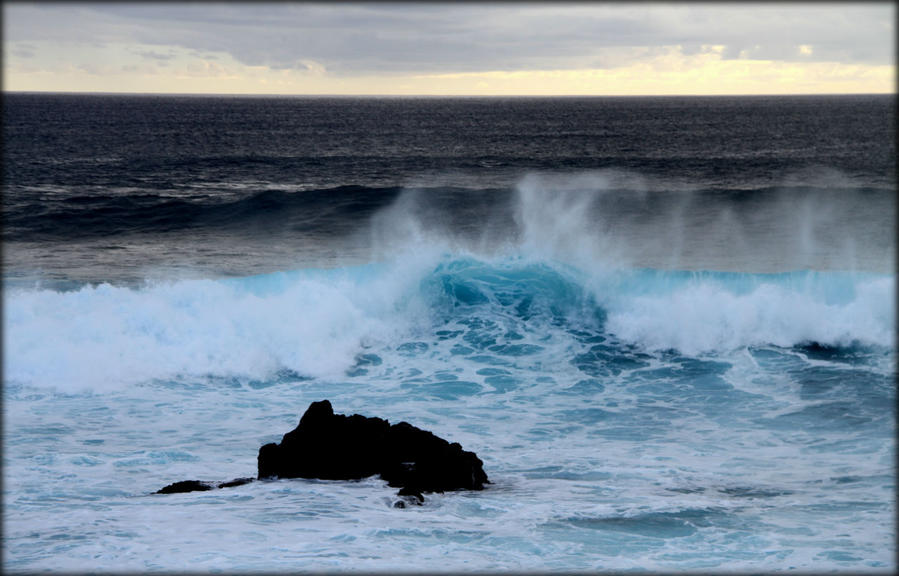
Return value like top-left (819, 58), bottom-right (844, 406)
top-left (4, 3), bottom-right (894, 74)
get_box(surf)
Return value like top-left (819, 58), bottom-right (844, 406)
top-left (4, 251), bottom-right (893, 393)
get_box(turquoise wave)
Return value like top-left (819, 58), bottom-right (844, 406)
top-left (4, 254), bottom-right (893, 392)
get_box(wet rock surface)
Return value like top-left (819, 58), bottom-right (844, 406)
top-left (156, 400), bottom-right (488, 503)
top-left (258, 400), bottom-right (489, 498)
top-left (155, 477), bottom-right (254, 494)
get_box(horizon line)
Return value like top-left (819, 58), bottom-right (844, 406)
top-left (4, 90), bottom-right (896, 98)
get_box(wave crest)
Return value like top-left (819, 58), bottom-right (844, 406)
top-left (4, 254), bottom-right (893, 392)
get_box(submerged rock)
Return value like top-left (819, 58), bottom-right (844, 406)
top-left (217, 477), bottom-right (255, 489)
top-left (156, 480), bottom-right (215, 494)
top-left (155, 400), bottom-right (488, 502)
top-left (155, 477), bottom-right (254, 494)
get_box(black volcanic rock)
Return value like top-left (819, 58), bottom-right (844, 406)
top-left (155, 400), bottom-right (488, 503)
top-left (217, 477), bottom-right (254, 489)
top-left (155, 477), bottom-right (254, 494)
top-left (258, 400), bottom-right (489, 496)
top-left (156, 480), bottom-right (215, 494)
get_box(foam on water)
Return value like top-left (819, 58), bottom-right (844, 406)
top-left (3, 173), bottom-right (895, 572)
top-left (3, 259), bottom-right (428, 391)
top-left (4, 251), bottom-right (894, 394)
top-left (4, 331), bottom-right (894, 572)
top-left (598, 270), bottom-right (895, 356)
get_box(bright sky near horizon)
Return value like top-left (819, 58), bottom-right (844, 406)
top-left (3, 2), bottom-right (895, 96)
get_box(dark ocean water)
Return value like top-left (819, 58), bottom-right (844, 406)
top-left (4, 94), bottom-right (895, 282)
top-left (2, 93), bottom-right (896, 572)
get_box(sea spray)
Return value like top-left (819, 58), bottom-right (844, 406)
top-left (365, 170), bottom-right (894, 275)
top-left (3, 94), bottom-right (894, 572)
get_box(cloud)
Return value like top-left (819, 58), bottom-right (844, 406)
top-left (132, 49), bottom-right (177, 61)
top-left (11, 44), bottom-right (36, 59)
top-left (3, 3), bottom-right (893, 95)
top-left (4, 3), bottom-right (893, 78)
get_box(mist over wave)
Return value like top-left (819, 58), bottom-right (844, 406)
top-left (366, 170), bottom-right (894, 274)
top-left (5, 169), bottom-right (895, 283)
top-left (6, 170), bottom-right (896, 392)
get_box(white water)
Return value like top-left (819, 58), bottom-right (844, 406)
top-left (3, 256), bottom-right (894, 393)
top-left (3, 174), bottom-right (895, 572)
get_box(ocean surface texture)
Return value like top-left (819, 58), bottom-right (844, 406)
top-left (2, 93), bottom-right (896, 572)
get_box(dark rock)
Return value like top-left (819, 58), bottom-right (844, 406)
top-left (155, 480), bottom-right (215, 494)
top-left (397, 485), bottom-right (425, 503)
top-left (155, 477), bottom-right (255, 494)
top-left (258, 400), bottom-right (391, 481)
top-left (156, 400), bottom-right (488, 502)
top-left (217, 477), bottom-right (255, 489)
top-left (258, 400), bottom-right (488, 498)
top-left (393, 489), bottom-right (424, 508)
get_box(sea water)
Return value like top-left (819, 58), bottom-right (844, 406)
top-left (2, 94), bottom-right (895, 572)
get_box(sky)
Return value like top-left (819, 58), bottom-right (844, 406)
top-left (2, 2), bottom-right (895, 96)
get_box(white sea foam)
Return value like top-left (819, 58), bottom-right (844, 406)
top-left (3, 251), bottom-right (894, 571)
top-left (4, 170), bottom-right (894, 392)
top-left (599, 273), bottom-right (895, 355)
top-left (4, 254), bottom-right (893, 394)
top-left (3, 263), bottom-right (432, 392)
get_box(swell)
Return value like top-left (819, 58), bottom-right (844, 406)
top-left (2, 185), bottom-right (405, 240)
top-left (5, 180), bottom-right (893, 244)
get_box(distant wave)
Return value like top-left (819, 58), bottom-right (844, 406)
top-left (2, 185), bottom-right (406, 240)
top-left (5, 173), bottom-right (893, 247)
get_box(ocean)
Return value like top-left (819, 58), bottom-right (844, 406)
top-left (2, 93), bottom-right (895, 572)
